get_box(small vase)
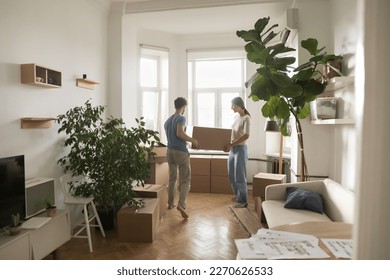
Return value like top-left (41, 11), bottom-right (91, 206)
top-left (46, 206), bottom-right (57, 217)
top-left (9, 224), bottom-right (22, 236)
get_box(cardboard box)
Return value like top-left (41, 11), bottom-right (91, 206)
top-left (190, 155), bottom-right (211, 175)
top-left (211, 155), bottom-right (228, 176)
top-left (254, 196), bottom-right (267, 223)
top-left (133, 184), bottom-right (168, 219)
top-left (190, 175), bottom-right (211, 193)
top-left (252, 172), bottom-right (286, 197)
top-left (210, 175), bottom-right (233, 194)
top-left (191, 126), bottom-right (231, 151)
top-left (145, 162), bottom-right (169, 185)
top-left (117, 198), bottom-right (159, 243)
top-left (150, 146), bottom-right (167, 163)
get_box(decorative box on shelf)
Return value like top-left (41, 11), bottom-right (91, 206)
top-left (310, 97), bottom-right (338, 121)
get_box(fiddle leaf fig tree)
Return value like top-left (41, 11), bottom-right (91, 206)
top-left (56, 100), bottom-right (160, 213)
top-left (237, 17), bottom-right (342, 180)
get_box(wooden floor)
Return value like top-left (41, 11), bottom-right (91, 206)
top-left (54, 192), bottom-right (261, 260)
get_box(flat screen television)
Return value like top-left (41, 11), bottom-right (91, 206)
top-left (0, 155), bottom-right (26, 228)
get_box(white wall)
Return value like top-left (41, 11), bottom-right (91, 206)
top-left (288, 0), bottom-right (358, 189)
top-left (0, 0), bottom-right (109, 207)
top-left (354, 0), bottom-right (390, 260)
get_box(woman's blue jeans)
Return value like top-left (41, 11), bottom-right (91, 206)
top-left (228, 145), bottom-right (248, 205)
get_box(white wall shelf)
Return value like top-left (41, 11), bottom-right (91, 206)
top-left (311, 119), bottom-right (355, 125)
top-left (324, 76), bottom-right (354, 92)
top-left (312, 76), bottom-right (355, 125)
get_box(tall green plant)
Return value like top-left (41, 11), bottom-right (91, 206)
top-left (57, 100), bottom-right (160, 212)
top-left (237, 17), bottom-right (342, 180)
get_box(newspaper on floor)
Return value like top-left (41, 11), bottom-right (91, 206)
top-left (321, 238), bottom-right (353, 259)
top-left (235, 228), bottom-right (330, 259)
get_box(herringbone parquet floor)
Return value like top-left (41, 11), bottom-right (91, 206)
top-left (54, 192), bottom-right (259, 260)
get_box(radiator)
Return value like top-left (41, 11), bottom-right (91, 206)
top-left (267, 158), bottom-right (291, 182)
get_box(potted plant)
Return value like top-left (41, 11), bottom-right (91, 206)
top-left (56, 100), bottom-right (159, 229)
top-left (9, 213), bottom-right (22, 236)
top-left (236, 17), bottom-right (342, 181)
top-left (44, 198), bottom-right (57, 217)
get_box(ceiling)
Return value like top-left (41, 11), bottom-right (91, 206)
top-left (112, 0), bottom-right (294, 35)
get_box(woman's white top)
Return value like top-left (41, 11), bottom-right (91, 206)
top-left (231, 114), bottom-right (251, 145)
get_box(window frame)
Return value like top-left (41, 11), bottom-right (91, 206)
top-left (188, 54), bottom-right (246, 128)
top-left (138, 46), bottom-right (169, 142)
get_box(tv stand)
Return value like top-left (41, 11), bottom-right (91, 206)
top-left (0, 209), bottom-right (70, 259)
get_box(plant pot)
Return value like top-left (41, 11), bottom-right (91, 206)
top-left (46, 206), bottom-right (57, 217)
top-left (97, 208), bottom-right (114, 230)
top-left (9, 224), bottom-right (22, 236)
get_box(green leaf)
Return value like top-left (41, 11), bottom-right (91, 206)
top-left (261, 102), bottom-right (271, 118)
top-left (236, 30), bottom-right (261, 44)
top-left (281, 83), bottom-right (303, 98)
top-left (273, 57), bottom-right (296, 71)
top-left (294, 61), bottom-right (313, 72)
top-left (250, 75), bottom-right (270, 100)
top-left (276, 99), bottom-right (290, 120)
top-left (294, 68), bottom-right (315, 81)
top-left (310, 54), bottom-right (324, 63)
top-left (297, 103), bottom-right (311, 119)
top-left (303, 79), bottom-right (326, 96)
top-left (254, 17), bottom-right (270, 33)
top-left (261, 96), bottom-right (280, 118)
top-left (322, 54), bottom-right (343, 63)
top-left (269, 44), bottom-right (295, 57)
top-left (262, 31), bottom-right (278, 45)
top-left (250, 95), bottom-right (260, 102)
top-left (301, 38), bottom-right (319, 56)
top-left (270, 72), bottom-right (292, 88)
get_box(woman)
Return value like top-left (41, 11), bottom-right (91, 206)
top-left (223, 97), bottom-right (251, 208)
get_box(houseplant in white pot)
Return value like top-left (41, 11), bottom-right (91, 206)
top-left (56, 100), bottom-right (160, 229)
top-left (237, 17), bottom-right (342, 181)
top-left (44, 198), bottom-right (57, 217)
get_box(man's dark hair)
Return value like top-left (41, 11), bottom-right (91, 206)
top-left (174, 97), bottom-right (188, 109)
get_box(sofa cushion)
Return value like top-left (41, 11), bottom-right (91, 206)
top-left (262, 200), bottom-right (331, 228)
top-left (284, 187), bottom-right (324, 214)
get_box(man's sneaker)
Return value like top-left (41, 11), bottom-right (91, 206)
top-left (168, 204), bottom-right (176, 209)
top-left (234, 203), bottom-right (248, 208)
top-left (177, 206), bottom-right (189, 219)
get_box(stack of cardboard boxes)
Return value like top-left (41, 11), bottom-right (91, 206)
top-left (189, 155), bottom-right (232, 194)
top-left (145, 146), bottom-right (168, 185)
top-left (118, 144), bottom-right (169, 243)
top-left (189, 155), bottom-right (212, 193)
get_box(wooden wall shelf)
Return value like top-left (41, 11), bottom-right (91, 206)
top-left (21, 118), bottom-right (57, 129)
top-left (21, 64), bottom-right (62, 88)
top-left (76, 78), bottom-right (99, 90)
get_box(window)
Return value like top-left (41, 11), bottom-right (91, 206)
top-left (139, 46), bottom-right (169, 143)
top-left (188, 50), bottom-right (246, 128)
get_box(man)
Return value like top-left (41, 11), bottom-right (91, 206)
top-left (164, 97), bottom-right (199, 219)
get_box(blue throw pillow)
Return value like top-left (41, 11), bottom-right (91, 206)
top-left (284, 187), bottom-right (324, 214)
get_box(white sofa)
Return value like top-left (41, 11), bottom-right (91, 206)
top-left (262, 179), bottom-right (354, 228)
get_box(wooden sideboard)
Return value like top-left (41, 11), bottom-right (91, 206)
top-left (0, 209), bottom-right (70, 260)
